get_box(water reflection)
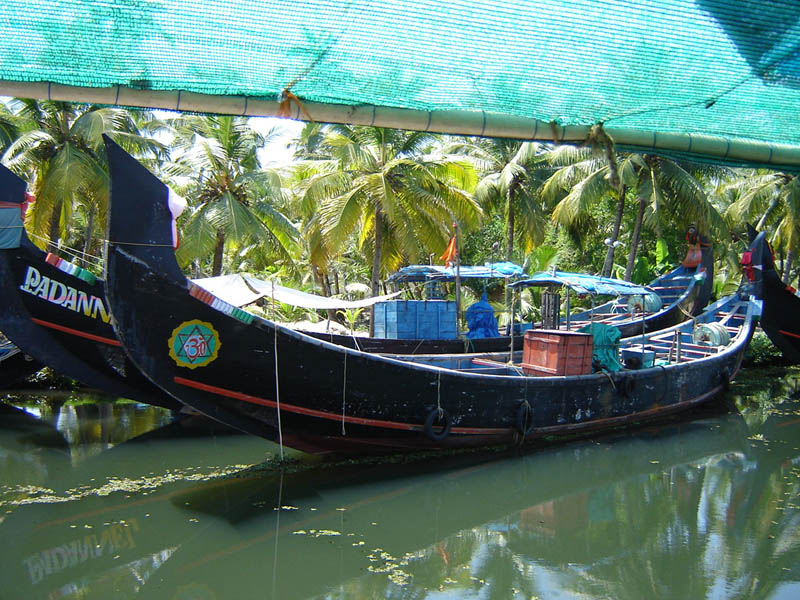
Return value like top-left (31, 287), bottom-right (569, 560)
top-left (0, 369), bottom-right (799, 600)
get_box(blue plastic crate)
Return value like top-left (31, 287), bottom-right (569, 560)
top-left (373, 300), bottom-right (457, 339)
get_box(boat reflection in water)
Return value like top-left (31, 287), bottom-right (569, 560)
top-left (1, 381), bottom-right (800, 599)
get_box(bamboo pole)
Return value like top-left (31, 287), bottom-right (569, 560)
top-left (2, 80), bottom-right (800, 170)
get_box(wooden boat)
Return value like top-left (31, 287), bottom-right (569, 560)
top-left (0, 165), bottom-right (181, 410)
top-left (102, 137), bottom-right (758, 456)
top-left (284, 241), bottom-right (712, 354)
top-left (744, 224), bottom-right (800, 362)
top-left (0, 338), bottom-right (42, 388)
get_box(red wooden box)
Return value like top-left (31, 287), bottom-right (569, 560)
top-left (521, 329), bottom-right (593, 376)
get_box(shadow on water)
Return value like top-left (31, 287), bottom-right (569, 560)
top-left (1, 366), bottom-right (800, 599)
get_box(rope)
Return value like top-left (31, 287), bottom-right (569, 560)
top-left (107, 239), bottom-right (175, 247)
top-left (341, 349), bottom-right (347, 435)
top-left (272, 281), bottom-right (285, 461)
top-left (602, 370), bottom-right (617, 390)
top-left (436, 370), bottom-right (442, 416)
top-left (27, 232), bottom-right (104, 270)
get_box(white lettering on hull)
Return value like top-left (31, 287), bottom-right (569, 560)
top-left (19, 265), bottom-right (111, 324)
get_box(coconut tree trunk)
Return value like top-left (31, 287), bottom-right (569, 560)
top-left (369, 208), bottom-right (384, 336)
top-left (756, 197), bottom-right (780, 231)
top-left (312, 264), bottom-right (337, 323)
top-left (211, 228), bottom-right (225, 276)
top-left (83, 202), bottom-right (95, 269)
top-left (784, 248), bottom-right (795, 284)
top-left (602, 185), bottom-right (626, 278)
top-left (48, 199), bottom-right (62, 254)
top-left (624, 196), bottom-right (646, 282)
top-left (505, 183), bottom-right (515, 261)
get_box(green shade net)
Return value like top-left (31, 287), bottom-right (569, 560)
top-left (2, 0), bottom-right (800, 168)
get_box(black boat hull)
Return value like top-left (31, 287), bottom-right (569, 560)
top-left (746, 227), bottom-right (800, 362)
top-left (0, 342), bottom-right (42, 388)
top-left (0, 167), bottom-right (179, 410)
top-left (103, 138), bottom-right (756, 456)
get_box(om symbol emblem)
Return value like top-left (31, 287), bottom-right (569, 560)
top-left (168, 319), bottom-right (221, 369)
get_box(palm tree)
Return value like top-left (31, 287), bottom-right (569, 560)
top-left (723, 171), bottom-right (800, 284)
top-left (2, 99), bottom-right (164, 261)
top-left (165, 115), bottom-right (299, 276)
top-left (450, 138), bottom-right (552, 261)
top-left (543, 148), bottom-right (726, 281)
top-left (299, 125), bottom-right (482, 323)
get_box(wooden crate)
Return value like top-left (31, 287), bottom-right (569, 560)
top-left (521, 329), bottom-right (593, 376)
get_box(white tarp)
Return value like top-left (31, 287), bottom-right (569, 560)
top-left (191, 273), bottom-right (401, 310)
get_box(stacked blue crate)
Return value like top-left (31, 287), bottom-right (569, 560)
top-left (373, 300), bottom-right (458, 339)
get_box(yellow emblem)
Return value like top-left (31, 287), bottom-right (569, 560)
top-left (168, 320), bottom-right (220, 369)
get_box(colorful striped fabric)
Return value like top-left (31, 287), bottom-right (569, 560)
top-left (188, 283), bottom-right (254, 325)
top-left (44, 253), bottom-right (97, 285)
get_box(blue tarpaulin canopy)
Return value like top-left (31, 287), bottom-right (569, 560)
top-left (388, 262), bottom-right (523, 283)
top-left (510, 271), bottom-right (653, 297)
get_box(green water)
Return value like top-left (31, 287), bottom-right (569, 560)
top-left (1, 366), bottom-right (799, 599)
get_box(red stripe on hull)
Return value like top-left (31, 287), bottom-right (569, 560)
top-left (173, 376), bottom-right (508, 435)
top-left (31, 318), bottom-right (121, 346)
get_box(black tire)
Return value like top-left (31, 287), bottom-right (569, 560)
top-left (424, 407), bottom-right (451, 441)
top-left (515, 401), bottom-right (534, 437)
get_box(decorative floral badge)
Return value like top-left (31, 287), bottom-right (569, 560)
top-left (168, 320), bottom-right (220, 368)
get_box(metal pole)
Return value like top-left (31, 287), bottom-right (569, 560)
top-left (453, 223), bottom-right (462, 331)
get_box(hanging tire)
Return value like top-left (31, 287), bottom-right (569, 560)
top-left (516, 401), bottom-right (535, 437)
top-left (424, 408), bottom-right (451, 441)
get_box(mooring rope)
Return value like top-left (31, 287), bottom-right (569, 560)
top-left (436, 370), bottom-right (442, 416)
top-left (341, 349), bottom-right (347, 435)
top-left (272, 281), bottom-right (285, 461)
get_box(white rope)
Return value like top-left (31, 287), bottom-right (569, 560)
top-left (27, 231), bottom-right (105, 270)
top-left (272, 281), bottom-right (285, 461)
top-left (436, 370), bottom-right (442, 415)
top-left (341, 349), bottom-right (347, 435)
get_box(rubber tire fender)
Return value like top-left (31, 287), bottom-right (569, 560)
top-left (424, 408), bottom-right (452, 441)
top-left (516, 401), bottom-right (535, 437)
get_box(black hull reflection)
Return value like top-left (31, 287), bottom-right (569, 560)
top-left (3, 386), bottom-right (799, 600)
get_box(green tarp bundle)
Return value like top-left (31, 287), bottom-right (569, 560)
top-left (578, 323), bottom-right (622, 372)
top-left (2, 1), bottom-right (800, 169)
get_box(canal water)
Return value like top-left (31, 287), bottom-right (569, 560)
top-left (1, 366), bottom-right (799, 600)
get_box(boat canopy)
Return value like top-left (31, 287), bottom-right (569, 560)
top-left (510, 271), bottom-right (654, 297)
top-left (387, 262), bottom-right (523, 283)
top-left (192, 274), bottom-right (401, 310)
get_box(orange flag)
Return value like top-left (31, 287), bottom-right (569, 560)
top-left (440, 235), bottom-right (457, 266)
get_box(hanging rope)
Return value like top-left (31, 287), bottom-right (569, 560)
top-left (436, 370), bottom-right (442, 416)
top-left (272, 281), bottom-right (285, 461)
top-left (341, 349), bottom-right (347, 435)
